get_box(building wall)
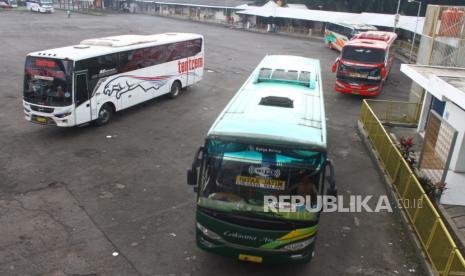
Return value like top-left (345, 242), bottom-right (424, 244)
top-left (417, 92), bottom-right (432, 134)
top-left (410, 5), bottom-right (465, 105)
top-left (214, 10), bottom-right (225, 21)
top-left (443, 101), bottom-right (465, 172)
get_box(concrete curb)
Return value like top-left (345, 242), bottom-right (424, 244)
top-left (356, 120), bottom-right (435, 276)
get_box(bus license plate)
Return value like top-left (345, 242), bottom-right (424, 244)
top-left (35, 116), bottom-right (47, 123)
top-left (349, 72), bottom-right (367, 78)
top-left (239, 254), bottom-right (263, 263)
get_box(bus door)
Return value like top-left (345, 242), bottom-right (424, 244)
top-left (74, 70), bottom-right (93, 125)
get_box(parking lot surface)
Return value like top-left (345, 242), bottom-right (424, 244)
top-left (0, 10), bottom-right (425, 276)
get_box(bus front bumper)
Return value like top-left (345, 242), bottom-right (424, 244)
top-left (23, 102), bottom-right (75, 127)
top-left (335, 80), bottom-right (381, 96)
top-left (196, 232), bottom-right (315, 264)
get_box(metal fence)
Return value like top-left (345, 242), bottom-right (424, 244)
top-left (417, 6), bottom-right (465, 67)
top-left (418, 111), bottom-right (458, 184)
top-left (363, 100), bottom-right (421, 126)
top-left (360, 100), bottom-right (465, 276)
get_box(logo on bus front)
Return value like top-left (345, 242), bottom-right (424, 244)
top-left (248, 166), bottom-right (281, 178)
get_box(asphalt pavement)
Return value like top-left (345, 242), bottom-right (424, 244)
top-left (0, 10), bottom-right (425, 276)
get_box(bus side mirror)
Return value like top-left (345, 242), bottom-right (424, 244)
top-left (381, 68), bottom-right (387, 78)
top-left (187, 169), bottom-right (198, 186)
top-left (331, 59), bottom-right (339, 73)
top-left (326, 159), bottom-right (337, 196)
top-left (187, 146), bottom-right (204, 186)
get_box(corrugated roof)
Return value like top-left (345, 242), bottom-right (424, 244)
top-left (237, 5), bottom-right (424, 35)
top-left (155, 0), bottom-right (252, 8)
top-left (401, 64), bottom-right (465, 110)
top-left (286, 4), bottom-right (307, 10)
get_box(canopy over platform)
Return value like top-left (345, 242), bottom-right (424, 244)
top-left (238, 2), bottom-right (424, 35)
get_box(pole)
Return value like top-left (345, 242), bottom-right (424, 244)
top-left (393, 0), bottom-right (401, 32)
top-left (409, 1), bottom-right (421, 63)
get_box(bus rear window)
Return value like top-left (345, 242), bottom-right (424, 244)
top-left (342, 46), bottom-right (385, 64)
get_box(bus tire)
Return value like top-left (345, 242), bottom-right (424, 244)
top-left (169, 81), bottom-right (181, 99)
top-left (95, 103), bottom-right (113, 126)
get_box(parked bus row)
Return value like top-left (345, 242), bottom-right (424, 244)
top-left (325, 24), bottom-right (398, 96)
top-left (324, 22), bottom-right (378, 51)
top-left (23, 35), bottom-right (336, 265)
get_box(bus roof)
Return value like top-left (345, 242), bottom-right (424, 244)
top-left (208, 55), bottom-right (327, 150)
top-left (345, 31), bottom-right (397, 50)
top-left (27, 33), bottom-right (203, 60)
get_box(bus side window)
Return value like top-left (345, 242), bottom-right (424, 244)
top-left (75, 73), bottom-right (89, 106)
top-left (348, 29), bottom-right (356, 40)
top-left (167, 41), bottom-right (191, 61)
top-left (119, 49), bottom-right (144, 72)
top-left (165, 43), bottom-right (178, 62)
top-left (186, 39), bottom-right (202, 57)
top-left (342, 26), bottom-right (350, 39)
top-left (78, 54), bottom-right (117, 93)
top-left (144, 45), bottom-right (167, 67)
top-left (176, 41), bottom-right (189, 60)
top-left (118, 52), bottom-right (130, 73)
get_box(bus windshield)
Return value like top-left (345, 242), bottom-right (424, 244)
top-left (342, 46), bottom-right (385, 64)
top-left (337, 63), bottom-right (382, 84)
top-left (24, 57), bottom-right (73, 107)
top-left (198, 140), bottom-right (325, 221)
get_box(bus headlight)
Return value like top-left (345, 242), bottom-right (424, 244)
top-left (196, 222), bottom-right (222, 241)
top-left (367, 86), bottom-right (379, 92)
top-left (282, 237), bottom-right (314, 251)
top-left (335, 81), bottom-right (345, 88)
top-left (55, 112), bottom-right (72, 118)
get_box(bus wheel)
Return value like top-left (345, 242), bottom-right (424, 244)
top-left (169, 81), bottom-right (181, 99)
top-left (96, 104), bottom-right (112, 126)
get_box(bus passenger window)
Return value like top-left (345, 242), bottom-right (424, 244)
top-left (144, 46), bottom-right (167, 66)
top-left (119, 50), bottom-right (144, 72)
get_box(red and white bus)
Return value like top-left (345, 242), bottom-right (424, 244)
top-left (23, 33), bottom-right (204, 126)
top-left (331, 31), bottom-right (397, 96)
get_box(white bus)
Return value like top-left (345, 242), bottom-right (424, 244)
top-left (27, 0), bottom-right (53, 13)
top-left (324, 22), bottom-right (377, 51)
top-left (23, 33), bottom-right (204, 127)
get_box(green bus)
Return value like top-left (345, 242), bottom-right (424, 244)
top-left (187, 55), bottom-right (336, 264)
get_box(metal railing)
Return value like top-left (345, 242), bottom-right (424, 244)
top-left (417, 6), bottom-right (465, 67)
top-left (360, 100), bottom-right (465, 276)
top-left (364, 100), bottom-right (421, 126)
